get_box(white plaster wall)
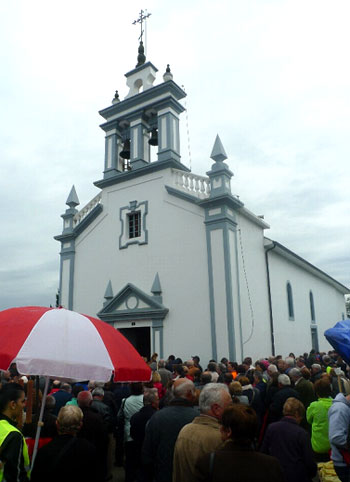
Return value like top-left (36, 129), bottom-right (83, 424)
top-left (268, 250), bottom-right (347, 356)
top-left (72, 168), bottom-right (213, 363)
top-left (234, 212), bottom-right (272, 361)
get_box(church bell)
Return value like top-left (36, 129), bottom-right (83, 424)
top-left (120, 139), bottom-right (131, 159)
top-left (148, 128), bottom-right (158, 146)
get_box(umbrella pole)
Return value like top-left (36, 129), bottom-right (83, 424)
top-left (31, 376), bottom-right (49, 470)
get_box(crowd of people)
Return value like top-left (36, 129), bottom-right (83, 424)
top-left (1, 349), bottom-right (350, 482)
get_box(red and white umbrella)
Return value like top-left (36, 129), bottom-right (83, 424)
top-left (0, 306), bottom-right (151, 467)
top-left (0, 306), bottom-right (151, 382)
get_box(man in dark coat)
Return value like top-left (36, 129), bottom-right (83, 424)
top-left (52, 383), bottom-right (72, 415)
top-left (77, 390), bottom-right (109, 480)
top-left (268, 374), bottom-right (299, 424)
top-left (261, 397), bottom-right (317, 482)
top-left (129, 388), bottom-right (159, 481)
top-left (30, 405), bottom-right (98, 482)
top-left (289, 368), bottom-right (316, 410)
top-left (142, 379), bottom-right (198, 482)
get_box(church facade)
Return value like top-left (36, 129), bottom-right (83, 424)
top-left (55, 48), bottom-right (349, 363)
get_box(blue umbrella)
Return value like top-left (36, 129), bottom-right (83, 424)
top-left (325, 319), bottom-right (350, 365)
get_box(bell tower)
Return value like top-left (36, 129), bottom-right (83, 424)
top-left (96, 42), bottom-right (187, 185)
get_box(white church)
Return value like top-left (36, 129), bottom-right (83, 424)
top-left (55, 43), bottom-right (349, 363)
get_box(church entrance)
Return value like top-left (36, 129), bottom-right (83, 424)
top-left (118, 327), bottom-right (151, 359)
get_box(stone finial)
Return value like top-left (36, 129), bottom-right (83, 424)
top-left (136, 41), bottom-right (146, 68)
top-left (66, 185), bottom-right (80, 208)
top-left (112, 90), bottom-right (120, 105)
top-left (163, 64), bottom-right (173, 82)
top-left (210, 135), bottom-right (228, 163)
top-left (104, 280), bottom-right (113, 306)
top-left (151, 273), bottom-right (162, 296)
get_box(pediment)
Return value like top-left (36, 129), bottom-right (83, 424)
top-left (97, 283), bottom-right (168, 323)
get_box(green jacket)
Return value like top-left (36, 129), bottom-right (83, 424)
top-left (306, 397), bottom-right (333, 453)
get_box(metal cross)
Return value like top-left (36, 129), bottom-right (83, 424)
top-left (132, 9), bottom-right (151, 43)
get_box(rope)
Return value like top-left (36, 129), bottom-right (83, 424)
top-left (238, 228), bottom-right (255, 344)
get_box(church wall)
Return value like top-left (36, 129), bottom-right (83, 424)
top-left (71, 168), bottom-right (213, 362)
top-left (268, 250), bottom-right (347, 356)
top-left (234, 213), bottom-right (272, 361)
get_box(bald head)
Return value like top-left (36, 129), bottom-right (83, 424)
top-left (77, 390), bottom-right (92, 408)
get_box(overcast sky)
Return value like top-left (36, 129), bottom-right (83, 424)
top-left (1, 0), bottom-right (349, 311)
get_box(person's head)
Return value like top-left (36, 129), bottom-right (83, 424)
top-left (77, 390), bottom-right (93, 408)
top-left (130, 382), bottom-right (143, 396)
top-left (238, 376), bottom-right (250, 387)
top-left (173, 378), bottom-right (195, 402)
top-left (52, 380), bottom-right (61, 389)
top-left (151, 353), bottom-right (158, 362)
top-left (158, 359), bottom-right (166, 369)
top-left (278, 374), bottom-right (291, 387)
top-left (285, 357), bottom-right (295, 368)
top-left (200, 372), bottom-right (212, 386)
top-left (185, 359), bottom-right (194, 368)
top-left (61, 382), bottom-right (72, 393)
top-left (56, 405), bottom-right (83, 435)
top-left (301, 367), bottom-right (311, 380)
top-left (267, 364), bottom-right (278, 376)
top-left (296, 357), bottom-right (305, 368)
top-left (223, 372), bottom-right (233, 385)
top-left (92, 387), bottom-right (104, 399)
top-left (311, 364), bottom-right (321, 374)
top-left (0, 383), bottom-right (26, 423)
top-left (283, 397), bottom-right (305, 424)
top-left (207, 362), bottom-right (217, 373)
top-left (229, 381), bottom-right (243, 397)
top-left (173, 365), bottom-right (185, 377)
top-left (277, 359), bottom-right (287, 373)
top-left (72, 384), bottom-right (84, 398)
top-left (253, 371), bottom-right (263, 384)
top-left (322, 355), bottom-right (331, 365)
top-left (243, 357), bottom-right (252, 366)
top-left (220, 404), bottom-right (257, 445)
top-left (45, 395), bottom-right (56, 410)
top-left (288, 368), bottom-right (302, 383)
top-left (192, 356), bottom-right (200, 365)
top-left (314, 378), bottom-right (332, 398)
top-left (143, 388), bottom-right (159, 410)
top-left (152, 371), bottom-right (161, 384)
top-left (199, 383), bottom-right (232, 420)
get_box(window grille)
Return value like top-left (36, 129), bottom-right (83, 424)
top-left (128, 211), bottom-right (141, 238)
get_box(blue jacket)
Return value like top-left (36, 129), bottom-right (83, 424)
top-left (328, 393), bottom-right (350, 467)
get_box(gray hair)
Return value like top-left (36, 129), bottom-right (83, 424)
top-left (143, 388), bottom-right (158, 406)
top-left (173, 379), bottom-right (195, 398)
top-left (288, 368), bottom-right (302, 379)
top-left (285, 357), bottom-right (295, 367)
top-left (267, 364), bottom-right (278, 373)
top-left (199, 383), bottom-right (229, 414)
top-left (92, 387), bottom-right (104, 398)
top-left (158, 359), bottom-right (166, 369)
top-left (278, 374), bottom-right (291, 386)
top-left (312, 364), bottom-right (321, 372)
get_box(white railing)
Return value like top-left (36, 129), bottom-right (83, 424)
top-left (171, 169), bottom-right (211, 199)
top-left (73, 193), bottom-right (102, 227)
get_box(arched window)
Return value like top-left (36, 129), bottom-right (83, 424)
top-left (287, 282), bottom-right (294, 320)
top-left (309, 291), bottom-right (315, 323)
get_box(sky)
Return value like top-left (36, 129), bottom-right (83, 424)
top-left (0, 0), bottom-right (349, 310)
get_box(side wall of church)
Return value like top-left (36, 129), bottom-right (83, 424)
top-left (268, 250), bottom-right (346, 356)
top-left (234, 213), bottom-right (273, 361)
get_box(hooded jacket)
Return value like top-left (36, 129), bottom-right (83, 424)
top-left (328, 393), bottom-right (350, 466)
